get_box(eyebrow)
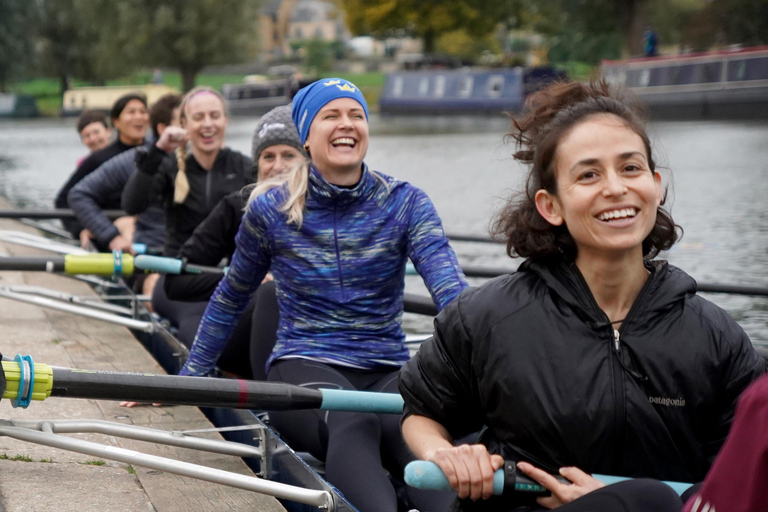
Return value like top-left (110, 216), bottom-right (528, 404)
top-left (569, 151), bottom-right (647, 172)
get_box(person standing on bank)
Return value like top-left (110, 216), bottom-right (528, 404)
top-left (56, 93), bottom-right (149, 239)
top-left (399, 81), bottom-right (766, 511)
top-left (179, 78), bottom-right (466, 512)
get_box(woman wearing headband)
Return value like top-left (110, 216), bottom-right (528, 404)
top-left (179, 78), bottom-right (467, 512)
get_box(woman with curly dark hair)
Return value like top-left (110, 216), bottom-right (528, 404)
top-left (399, 81), bottom-right (766, 511)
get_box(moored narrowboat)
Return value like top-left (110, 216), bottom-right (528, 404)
top-left (0, 94), bottom-right (38, 119)
top-left (378, 67), bottom-right (564, 115)
top-left (601, 46), bottom-right (768, 120)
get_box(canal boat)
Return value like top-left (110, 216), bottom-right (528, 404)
top-left (0, 94), bottom-right (38, 119)
top-left (61, 84), bottom-right (179, 117)
top-left (601, 46), bottom-right (768, 120)
top-left (378, 67), bottom-right (564, 115)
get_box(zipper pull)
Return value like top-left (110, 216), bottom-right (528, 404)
top-left (613, 329), bottom-right (621, 352)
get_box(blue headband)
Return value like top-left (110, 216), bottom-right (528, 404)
top-left (291, 78), bottom-right (369, 144)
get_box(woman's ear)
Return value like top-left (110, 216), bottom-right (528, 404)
top-left (653, 170), bottom-right (663, 206)
top-left (535, 189), bottom-right (564, 226)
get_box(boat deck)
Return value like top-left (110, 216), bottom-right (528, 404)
top-left (0, 209), bottom-right (285, 511)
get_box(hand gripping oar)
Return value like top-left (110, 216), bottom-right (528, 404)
top-left (404, 461), bottom-right (693, 496)
top-left (0, 253), bottom-right (224, 278)
top-left (0, 355), bottom-right (404, 413)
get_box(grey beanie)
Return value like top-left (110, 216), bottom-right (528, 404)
top-left (252, 104), bottom-right (304, 176)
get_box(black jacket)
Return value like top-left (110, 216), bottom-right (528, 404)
top-left (56, 138), bottom-right (141, 238)
top-left (400, 258), bottom-right (766, 496)
top-left (122, 144), bottom-right (253, 256)
top-left (164, 188), bottom-right (249, 302)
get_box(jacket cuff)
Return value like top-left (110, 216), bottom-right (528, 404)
top-left (134, 144), bottom-right (168, 175)
top-left (95, 225), bottom-right (121, 248)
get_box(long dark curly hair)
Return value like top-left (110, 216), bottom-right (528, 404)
top-left (493, 80), bottom-right (681, 261)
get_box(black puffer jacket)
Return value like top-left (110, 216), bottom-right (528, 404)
top-left (164, 188), bottom-right (249, 302)
top-left (123, 144), bottom-right (253, 256)
top-left (401, 258), bottom-right (766, 495)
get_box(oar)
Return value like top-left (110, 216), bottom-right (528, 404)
top-left (0, 253), bottom-right (224, 277)
top-left (445, 232), bottom-right (500, 244)
top-left (404, 460), bottom-right (693, 496)
top-left (0, 209), bottom-right (125, 220)
top-left (1, 355), bottom-right (404, 413)
top-left (406, 264), bottom-right (768, 297)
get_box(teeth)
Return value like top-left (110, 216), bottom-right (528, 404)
top-left (332, 138), bottom-right (355, 146)
top-left (598, 208), bottom-right (637, 221)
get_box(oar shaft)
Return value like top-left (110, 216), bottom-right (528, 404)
top-left (49, 367), bottom-right (324, 410)
top-left (0, 256), bottom-right (66, 272)
top-left (0, 209), bottom-right (125, 220)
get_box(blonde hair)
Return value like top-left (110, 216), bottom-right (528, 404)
top-left (173, 86), bottom-right (229, 204)
top-left (248, 158), bottom-right (310, 226)
top-left (248, 162), bottom-right (391, 228)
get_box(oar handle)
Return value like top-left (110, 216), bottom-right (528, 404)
top-left (404, 461), bottom-right (694, 496)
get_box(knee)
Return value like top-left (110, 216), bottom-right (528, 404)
top-left (610, 479), bottom-right (683, 511)
top-left (329, 411), bottom-right (382, 437)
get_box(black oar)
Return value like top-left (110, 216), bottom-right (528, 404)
top-left (1, 356), bottom-right (404, 413)
top-left (0, 254), bottom-right (224, 277)
top-left (445, 232), bottom-right (500, 244)
top-left (0, 209), bottom-right (125, 220)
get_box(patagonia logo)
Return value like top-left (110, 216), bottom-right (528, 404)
top-left (259, 122), bottom-right (286, 138)
top-left (648, 396), bottom-right (686, 407)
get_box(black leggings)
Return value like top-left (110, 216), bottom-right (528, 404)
top-left (267, 359), bottom-right (454, 512)
top-left (151, 275), bottom-right (253, 377)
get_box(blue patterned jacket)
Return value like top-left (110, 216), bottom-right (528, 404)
top-left (180, 164), bottom-right (468, 376)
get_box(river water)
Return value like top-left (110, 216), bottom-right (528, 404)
top-left (1, 115), bottom-right (767, 345)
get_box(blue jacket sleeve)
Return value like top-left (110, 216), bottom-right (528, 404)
top-left (406, 187), bottom-right (468, 310)
top-left (68, 149), bottom-right (137, 248)
top-left (179, 196), bottom-right (272, 376)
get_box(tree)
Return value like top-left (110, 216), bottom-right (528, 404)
top-left (0, 0), bottom-right (37, 91)
top-left (114, 0), bottom-right (261, 91)
top-left (338, 0), bottom-right (531, 54)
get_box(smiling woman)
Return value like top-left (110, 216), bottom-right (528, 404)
top-left (54, 92), bottom-right (149, 239)
top-left (179, 78), bottom-right (468, 512)
top-left (399, 81), bottom-right (767, 511)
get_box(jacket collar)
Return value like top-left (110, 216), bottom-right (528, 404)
top-left (521, 257), bottom-right (696, 328)
top-left (307, 162), bottom-right (375, 205)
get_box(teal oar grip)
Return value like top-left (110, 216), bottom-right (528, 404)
top-left (405, 461), bottom-right (504, 493)
top-left (134, 255), bottom-right (183, 274)
top-left (404, 461), bottom-right (694, 496)
top-left (319, 389), bottom-right (404, 414)
top-left (132, 243), bottom-right (147, 255)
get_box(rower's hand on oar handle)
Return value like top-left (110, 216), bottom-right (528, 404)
top-left (156, 126), bottom-right (188, 153)
top-left (79, 229), bottom-right (95, 250)
top-left (109, 235), bottom-right (134, 254)
top-left (119, 401), bottom-right (162, 408)
top-left (516, 462), bottom-right (605, 510)
top-left (426, 445), bottom-right (504, 501)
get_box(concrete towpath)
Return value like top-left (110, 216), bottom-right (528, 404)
top-left (0, 209), bottom-right (285, 511)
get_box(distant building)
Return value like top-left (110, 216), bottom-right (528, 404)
top-left (258, 0), bottom-right (350, 61)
